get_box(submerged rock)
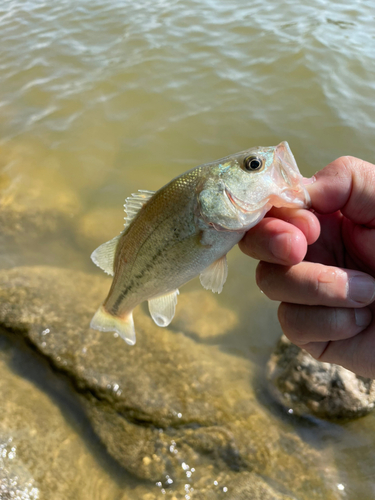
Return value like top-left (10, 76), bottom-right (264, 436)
top-left (0, 266), bottom-right (342, 500)
top-left (0, 334), bottom-right (134, 500)
top-left (267, 335), bottom-right (375, 419)
top-left (0, 149), bottom-right (82, 269)
top-left (76, 207), bottom-right (124, 252)
top-left (173, 290), bottom-right (238, 340)
top-left (0, 166), bottom-right (80, 240)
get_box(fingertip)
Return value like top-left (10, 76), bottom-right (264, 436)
top-left (269, 230), bottom-right (307, 265)
top-left (238, 232), bottom-right (251, 256)
top-left (302, 210), bottom-right (321, 245)
top-left (240, 218), bottom-right (308, 265)
top-left (277, 301), bottom-right (287, 324)
top-left (266, 207), bottom-right (321, 246)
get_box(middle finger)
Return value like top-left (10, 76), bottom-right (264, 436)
top-left (256, 261), bottom-right (375, 308)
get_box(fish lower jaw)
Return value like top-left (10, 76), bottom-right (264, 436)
top-left (225, 188), bottom-right (260, 214)
top-left (270, 187), bottom-right (311, 209)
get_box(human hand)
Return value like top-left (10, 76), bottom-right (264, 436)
top-left (239, 156), bottom-right (375, 378)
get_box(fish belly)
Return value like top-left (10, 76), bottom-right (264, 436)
top-left (104, 218), bottom-right (244, 318)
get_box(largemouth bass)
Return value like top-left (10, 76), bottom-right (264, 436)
top-left (90, 141), bottom-right (310, 345)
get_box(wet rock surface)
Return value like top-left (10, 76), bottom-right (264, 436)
top-left (267, 335), bottom-right (375, 419)
top-left (0, 265), bottom-right (341, 499)
top-left (0, 333), bottom-right (135, 500)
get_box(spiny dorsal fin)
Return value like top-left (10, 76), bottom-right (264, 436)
top-left (148, 289), bottom-right (179, 327)
top-left (124, 190), bottom-right (155, 228)
top-left (199, 255), bottom-right (228, 293)
top-left (90, 234), bottom-right (121, 276)
top-left (91, 190), bottom-right (154, 276)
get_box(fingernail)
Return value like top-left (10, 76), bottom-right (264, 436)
top-left (348, 276), bottom-right (375, 304)
top-left (302, 175), bottom-right (316, 185)
top-left (355, 308), bottom-right (372, 327)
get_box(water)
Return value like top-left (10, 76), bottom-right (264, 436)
top-left (1, 0), bottom-right (375, 498)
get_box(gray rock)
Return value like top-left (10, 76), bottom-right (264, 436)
top-left (267, 335), bottom-right (375, 419)
top-left (0, 266), bottom-right (341, 499)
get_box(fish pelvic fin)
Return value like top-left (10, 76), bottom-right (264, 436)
top-left (90, 305), bottom-right (136, 345)
top-left (200, 255), bottom-right (228, 294)
top-left (148, 289), bottom-right (179, 327)
top-left (91, 234), bottom-right (121, 276)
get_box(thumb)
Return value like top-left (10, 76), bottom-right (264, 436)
top-left (306, 156), bottom-right (375, 228)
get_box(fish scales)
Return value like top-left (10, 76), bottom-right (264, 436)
top-left (90, 142), bottom-right (310, 344)
top-left (106, 166), bottom-right (208, 315)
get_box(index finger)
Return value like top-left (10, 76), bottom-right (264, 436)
top-left (239, 208), bottom-right (320, 266)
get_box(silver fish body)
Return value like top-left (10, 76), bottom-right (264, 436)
top-left (90, 141), bottom-right (310, 344)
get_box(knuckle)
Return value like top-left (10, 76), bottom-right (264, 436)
top-left (325, 308), bottom-right (340, 334)
top-left (337, 155), bottom-right (357, 166)
top-left (324, 308), bottom-right (351, 336)
top-left (336, 156), bottom-right (375, 193)
top-left (315, 266), bottom-right (347, 303)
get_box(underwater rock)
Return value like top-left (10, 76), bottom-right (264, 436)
top-left (0, 165), bottom-right (80, 240)
top-left (267, 335), bottom-right (375, 419)
top-left (220, 471), bottom-right (295, 500)
top-left (0, 333), bottom-right (131, 500)
top-left (0, 150), bottom-right (82, 269)
top-left (0, 266), bottom-right (342, 500)
top-left (172, 290), bottom-right (238, 340)
top-left (76, 207), bottom-right (124, 251)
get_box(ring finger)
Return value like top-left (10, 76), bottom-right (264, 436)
top-left (278, 302), bottom-right (372, 356)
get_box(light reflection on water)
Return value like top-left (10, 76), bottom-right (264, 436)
top-left (1, 0), bottom-right (375, 498)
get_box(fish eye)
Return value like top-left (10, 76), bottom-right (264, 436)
top-left (243, 156), bottom-right (263, 172)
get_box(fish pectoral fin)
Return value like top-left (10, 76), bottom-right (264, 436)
top-left (91, 234), bottom-right (121, 276)
top-left (90, 305), bottom-right (136, 345)
top-left (124, 189), bottom-right (155, 228)
top-left (148, 289), bottom-right (179, 327)
top-left (199, 255), bottom-right (228, 294)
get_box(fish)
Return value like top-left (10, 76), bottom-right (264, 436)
top-left (90, 141), bottom-right (310, 345)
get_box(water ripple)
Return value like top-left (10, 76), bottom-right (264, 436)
top-left (1, 0), bottom-right (375, 499)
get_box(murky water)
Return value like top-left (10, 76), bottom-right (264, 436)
top-left (1, 0), bottom-right (375, 498)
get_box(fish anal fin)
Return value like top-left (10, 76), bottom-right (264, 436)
top-left (91, 234), bottom-right (121, 276)
top-left (90, 305), bottom-right (136, 345)
top-left (124, 190), bottom-right (155, 228)
top-left (148, 289), bottom-right (179, 327)
top-left (200, 255), bottom-right (228, 294)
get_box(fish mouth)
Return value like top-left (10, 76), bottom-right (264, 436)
top-left (274, 142), bottom-right (311, 208)
top-left (225, 187), bottom-right (261, 214)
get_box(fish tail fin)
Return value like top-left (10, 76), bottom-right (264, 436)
top-left (90, 305), bottom-right (136, 345)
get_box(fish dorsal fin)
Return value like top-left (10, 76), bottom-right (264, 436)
top-left (124, 190), bottom-right (155, 228)
top-left (199, 255), bottom-right (228, 294)
top-left (148, 289), bottom-right (179, 327)
top-left (90, 234), bottom-right (121, 276)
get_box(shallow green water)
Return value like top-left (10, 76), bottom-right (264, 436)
top-left (1, 0), bottom-right (375, 498)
